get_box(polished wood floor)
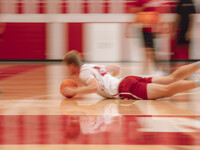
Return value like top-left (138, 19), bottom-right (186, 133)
top-left (0, 62), bottom-right (200, 150)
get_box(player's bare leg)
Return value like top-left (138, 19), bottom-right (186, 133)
top-left (143, 47), bottom-right (155, 74)
top-left (147, 80), bottom-right (198, 99)
top-left (151, 62), bottom-right (200, 84)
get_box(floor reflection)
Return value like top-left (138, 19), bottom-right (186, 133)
top-left (60, 99), bottom-right (197, 115)
top-left (0, 115), bottom-right (199, 145)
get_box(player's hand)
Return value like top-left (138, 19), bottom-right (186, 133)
top-left (62, 87), bottom-right (77, 96)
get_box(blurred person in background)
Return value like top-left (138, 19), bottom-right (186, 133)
top-left (0, 23), bottom-right (6, 43)
top-left (171, 0), bottom-right (196, 60)
top-left (0, 1), bottom-right (6, 44)
top-left (126, 0), bottom-right (169, 75)
top-left (0, 4), bottom-right (6, 93)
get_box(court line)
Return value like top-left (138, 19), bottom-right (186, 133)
top-left (157, 90), bottom-right (200, 101)
top-left (0, 94), bottom-right (62, 115)
top-left (1, 87), bottom-right (200, 115)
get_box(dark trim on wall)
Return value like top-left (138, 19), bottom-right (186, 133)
top-left (0, 59), bottom-right (199, 63)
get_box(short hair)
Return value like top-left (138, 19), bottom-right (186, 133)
top-left (63, 50), bottom-right (83, 67)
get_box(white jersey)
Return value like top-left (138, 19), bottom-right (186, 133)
top-left (79, 64), bottom-right (122, 98)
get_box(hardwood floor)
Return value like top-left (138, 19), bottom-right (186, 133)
top-left (0, 62), bottom-right (200, 149)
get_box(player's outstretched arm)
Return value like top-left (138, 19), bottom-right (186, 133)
top-left (72, 78), bottom-right (99, 95)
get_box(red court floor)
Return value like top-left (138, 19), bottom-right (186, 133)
top-left (0, 62), bottom-right (200, 150)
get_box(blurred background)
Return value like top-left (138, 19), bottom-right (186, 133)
top-left (0, 0), bottom-right (199, 62)
top-left (1, 1), bottom-right (200, 148)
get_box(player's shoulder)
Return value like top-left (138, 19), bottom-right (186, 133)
top-left (81, 64), bottom-right (105, 70)
top-left (81, 64), bottom-right (95, 70)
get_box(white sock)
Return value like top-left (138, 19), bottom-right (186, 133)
top-left (196, 61), bottom-right (200, 68)
top-left (194, 80), bottom-right (200, 87)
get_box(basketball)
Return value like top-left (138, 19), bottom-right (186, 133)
top-left (135, 11), bottom-right (160, 25)
top-left (60, 79), bottom-right (78, 98)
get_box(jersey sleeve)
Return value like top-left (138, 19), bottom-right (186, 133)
top-left (79, 69), bottom-right (95, 85)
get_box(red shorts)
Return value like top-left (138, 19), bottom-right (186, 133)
top-left (118, 76), bottom-right (152, 100)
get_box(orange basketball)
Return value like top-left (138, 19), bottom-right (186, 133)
top-left (60, 79), bottom-right (78, 98)
top-left (135, 11), bottom-right (160, 25)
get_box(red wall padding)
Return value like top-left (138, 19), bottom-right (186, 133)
top-left (0, 23), bottom-right (46, 60)
top-left (68, 23), bottom-right (83, 54)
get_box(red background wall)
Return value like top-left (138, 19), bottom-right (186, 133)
top-left (0, 23), bottom-right (46, 60)
top-left (68, 23), bottom-right (83, 54)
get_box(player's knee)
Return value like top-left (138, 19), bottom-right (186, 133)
top-left (157, 86), bottom-right (170, 98)
top-left (168, 74), bottom-right (179, 83)
top-left (171, 66), bottom-right (185, 80)
top-left (163, 85), bottom-right (174, 97)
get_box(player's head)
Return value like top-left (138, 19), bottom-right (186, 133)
top-left (63, 50), bottom-right (83, 75)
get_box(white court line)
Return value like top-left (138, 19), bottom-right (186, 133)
top-left (2, 90), bottom-right (200, 103)
top-left (1, 93), bottom-right (61, 115)
top-left (0, 93), bottom-right (60, 102)
top-left (157, 90), bottom-right (200, 101)
top-left (21, 93), bottom-right (60, 100)
top-left (2, 87), bottom-right (200, 115)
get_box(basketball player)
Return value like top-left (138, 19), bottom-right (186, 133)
top-left (62, 50), bottom-right (200, 100)
top-left (172, 0), bottom-right (196, 59)
top-left (126, 0), bottom-right (165, 74)
top-left (0, 23), bottom-right (6, 93)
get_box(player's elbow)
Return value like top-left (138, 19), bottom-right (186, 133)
top-left (88, 82), bottom-right (99, 93)
top-left (91, 84), bottom-right (99, 92)
top-left (87, 78), bottom-right (99, 93)
top-left (112, 66), bottom-right (121, 77)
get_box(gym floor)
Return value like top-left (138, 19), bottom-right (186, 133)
top-left (0, 61), bottom-right (200, 150)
